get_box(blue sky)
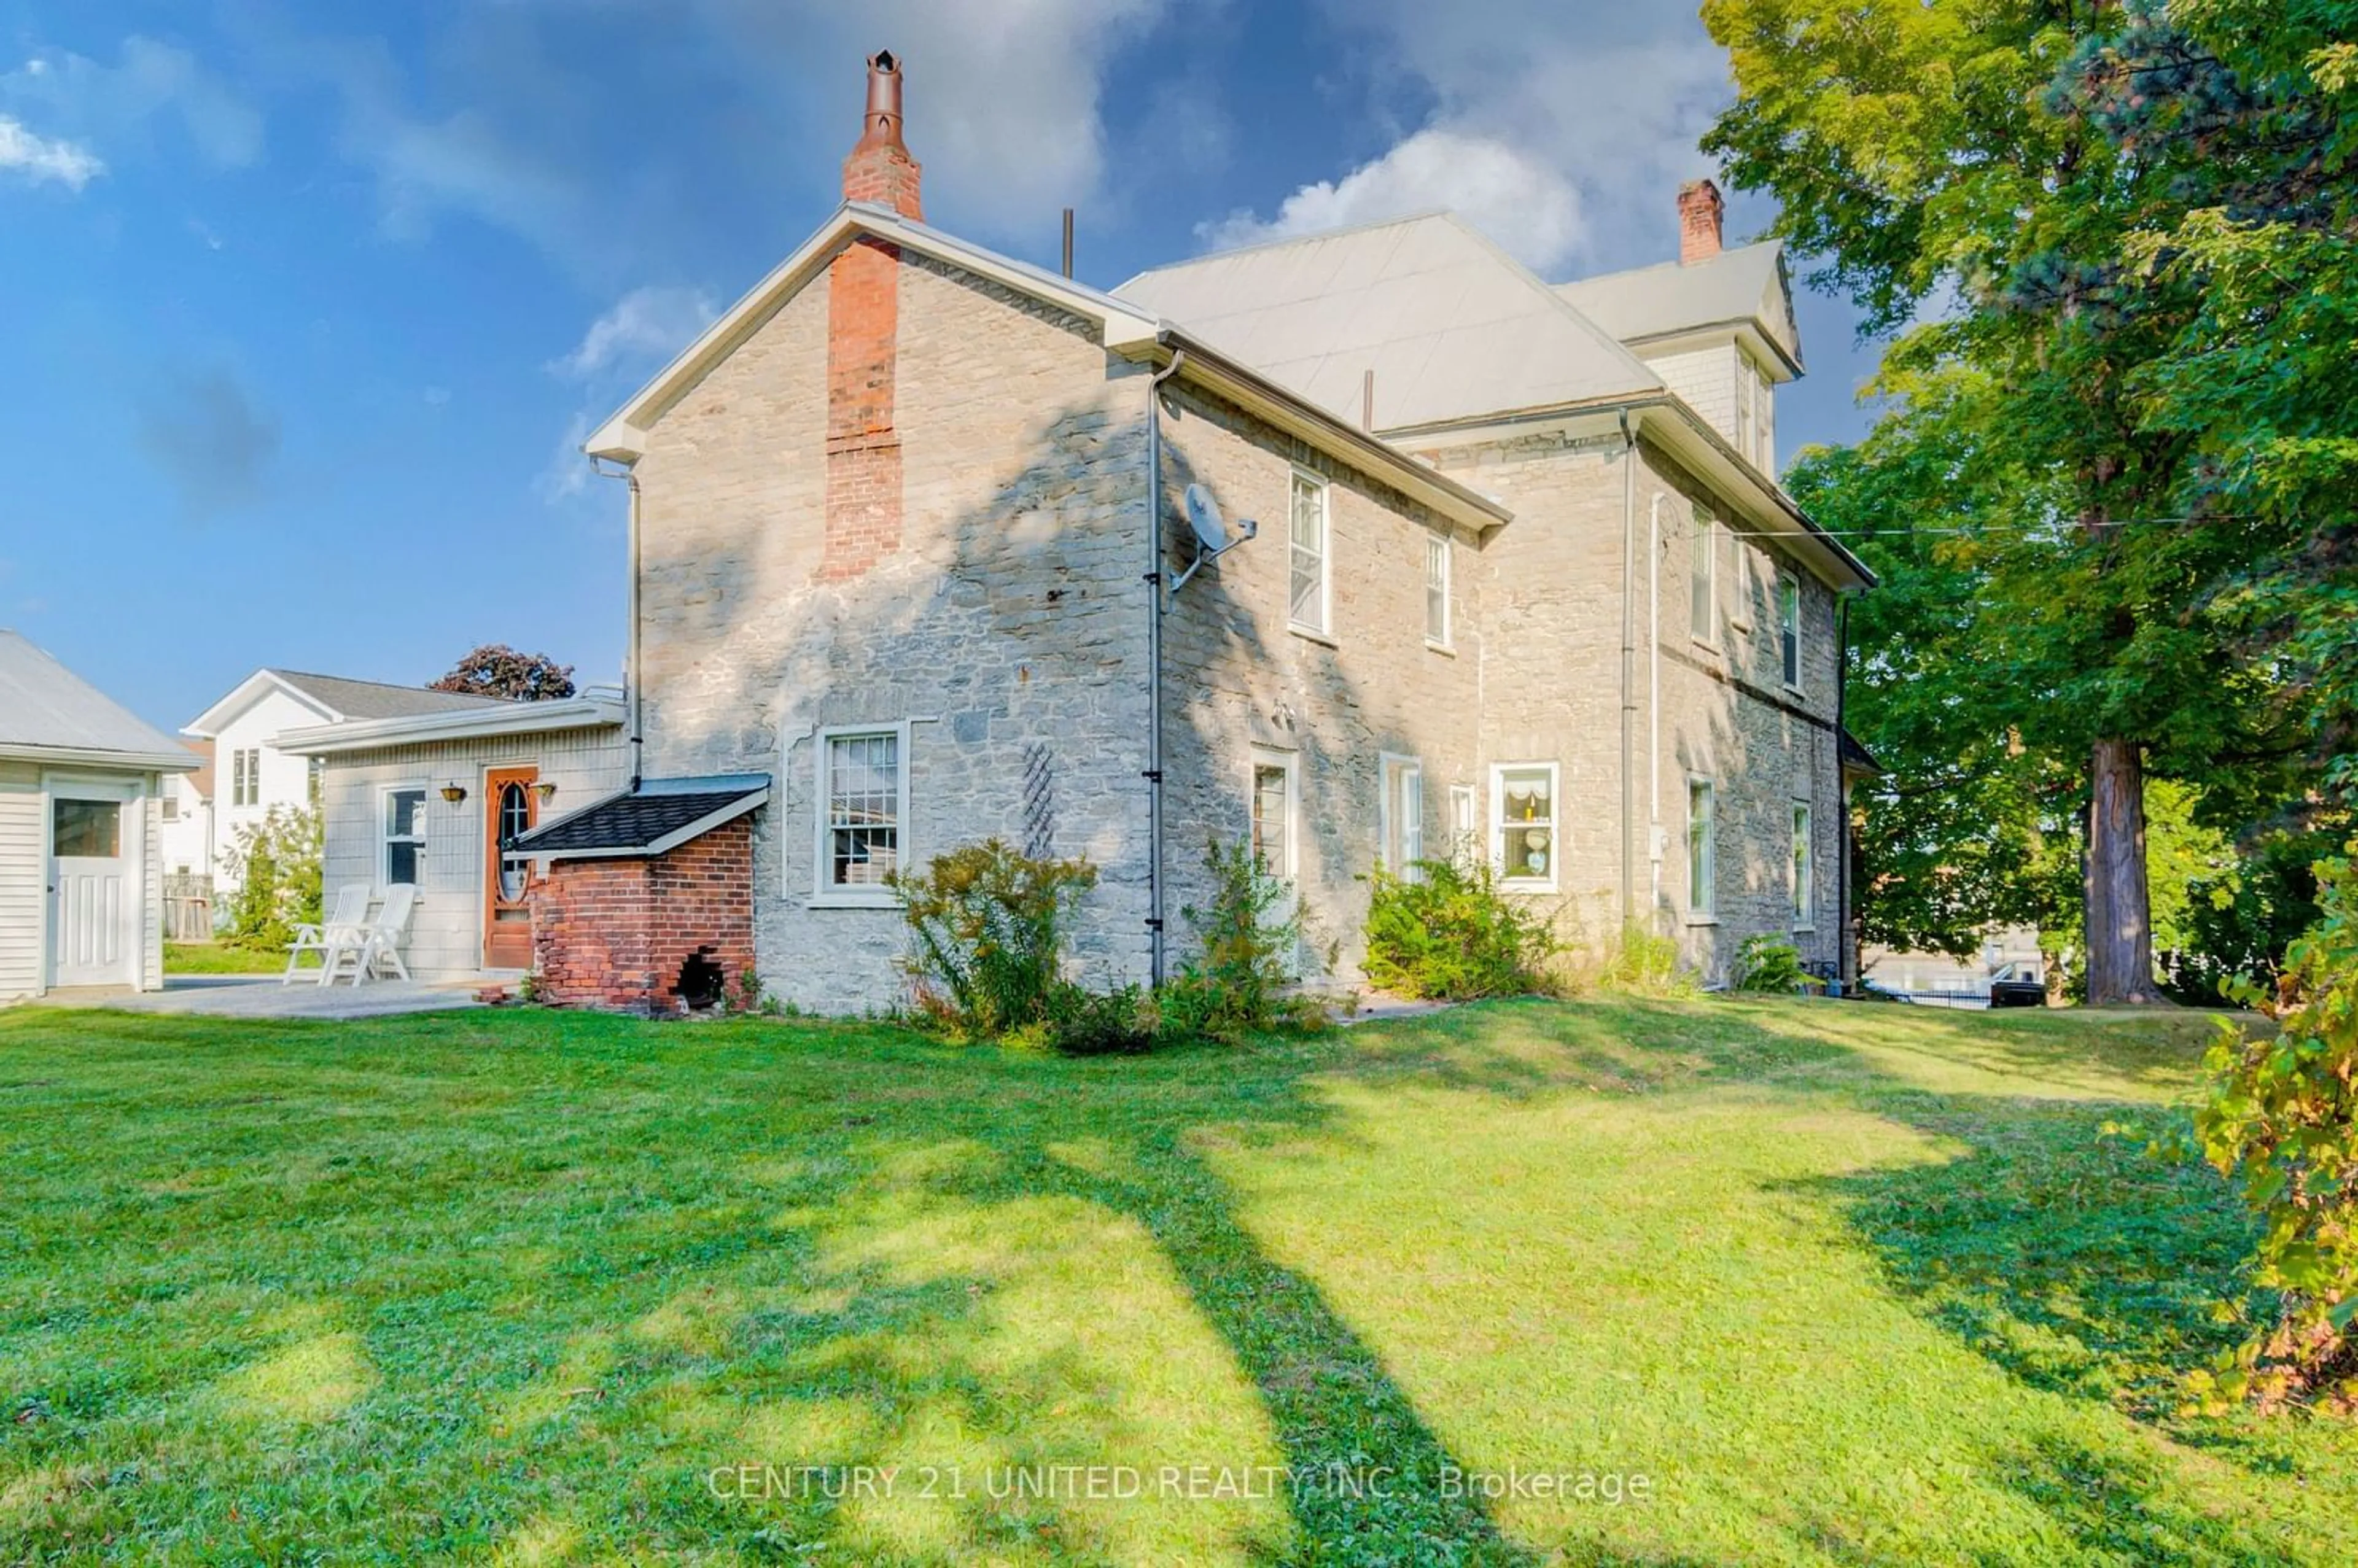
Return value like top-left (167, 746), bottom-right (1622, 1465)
top-left (0, 1), bottom-right (1889, 731)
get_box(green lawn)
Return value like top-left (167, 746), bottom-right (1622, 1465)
top-left (1, 999), bottom-right (2351, 1565)
top-left (160, 942), bottom-right (286, 976)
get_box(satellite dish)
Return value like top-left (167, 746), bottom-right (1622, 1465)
top-left (1184, 484), bottom-right (1229, 551)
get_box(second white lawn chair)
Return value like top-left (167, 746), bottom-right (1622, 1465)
top-left (322, 883), bottom-right (418, 986)
top-left (285, 883), bottom-right (372, 984)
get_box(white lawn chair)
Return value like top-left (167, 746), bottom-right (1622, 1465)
top-left (322, 883), bottom-right (418, 986)
top-left (285, 883), bottom-right (373, 984)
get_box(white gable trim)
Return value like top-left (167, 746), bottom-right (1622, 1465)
top-left (586, 203), bottom-right (1162, 462)
top-left (185, 669), bottom-right (341, 739)
top-left (273, 695), bottom-right (628, 756)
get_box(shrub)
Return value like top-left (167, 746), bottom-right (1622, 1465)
top-left (220, 804), bottom-right (322, 951)
top-left (889, 839), bottom-right (1097, 1039)
top-left (1046, 982), bottom-right (1158, 1056)
top-left (1592, 922), bottom-right (1700, 999)
top-left (2182, 845), bottom-right (2358, 1415)
top-left (1168, 837), bottom-right (1323, 1042)
top-left (1362, 856), bottom-right (1557, 1000)
top-left (1733, 935), bottom-right (1821, 995)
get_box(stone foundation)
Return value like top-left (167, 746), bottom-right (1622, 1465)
top-left (527, 817), bottom-right (757, 1013)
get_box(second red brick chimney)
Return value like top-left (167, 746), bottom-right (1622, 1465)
top-left (842, 50), bottom-right (922, 220)
top-left (1678, 179), bottom-right (1724, 265)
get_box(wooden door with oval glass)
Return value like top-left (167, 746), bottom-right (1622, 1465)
top-left (483, 767), bottom-right (539, 969)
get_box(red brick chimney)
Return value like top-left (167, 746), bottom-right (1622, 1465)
top-left (822, 52), bottom-right (916, 581)
top-left (1678, 179), bottom-right (1724, 265)
top-left (842, 50), bottom-right (922, 220)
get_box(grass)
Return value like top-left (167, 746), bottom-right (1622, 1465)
top-left (160, 942), bottom-right (284, 976)
top-left (0, 998), bottom-right (2352, 1564)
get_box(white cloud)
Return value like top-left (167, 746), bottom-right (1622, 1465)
top-left (537, 412), bottom-right (598, 504)
top-left (2, 37), bottom-right (261, 172)
top-left (551, 286), bottom-right (717, 381)
top-left (0, 114), bottom-right (102, 188)
top-left (1199, 126), bottom-right (1583, 272)
top-left (1212, 4), bottom-right (1731, 275)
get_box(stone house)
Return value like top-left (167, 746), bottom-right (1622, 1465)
top-left (305, 52), bottom-right (1874, 1012)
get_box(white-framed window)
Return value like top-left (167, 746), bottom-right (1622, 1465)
top-left (1691, 512), bottom-right (1718, 643)
top-left (1379, 754), bottom-right (1423, 879)
top-left (160, 791), bottom-right (179, 823)
top-left (1492, 763), bottom-right (1558, 891)
top-left (1249, 747), bottom-right (1298, 880)
top-left (1687, 777), bottom-right (1716, 920)
top-left (232, 747), bottom-right (261, 807)
top-left (1424, 531), bottom-right (1451, 648)
top-left (1449, 784), bottom-right (1477, 853)
top-left (1792, 800), bottom-right (1815, 930)
top-left (1726, 525), bottom-right (1751, 630)
top-left (1735, 354), bottom-right (1754, 465)
top-left (382, 786), bottom-right (427, 887)
top-left (1779, 575), bottom-right (1803, 690)
top-left (1288, 468), bottom-right (1331, 637)
top-left (815, 725), bottom-right (909, 902)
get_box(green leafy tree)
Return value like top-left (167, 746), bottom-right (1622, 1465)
top-left (1708, 0), bottom-right (2347, 999)
top-left (220, 804), bottom-right (322, 951)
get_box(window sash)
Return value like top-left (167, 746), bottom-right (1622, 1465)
top-left (383, 788), bottom-right (426, 887)
top-left (1381, 758), bottom-right (1423, 877)
top-left (823, 731), bottom-right (901, 890)
top-left (1251, 758), bottom-right (1294, 878)
top-left (1495, 765), bottom-right (1557, 887)
top-left (1288, 473), bottom-right (1328, 634)
top-left (1425, 534), bottom-right (1450, 646)
top-left (1691, 515), bottom-right (1717, 640)
top-left (1688, 779), bottom-right (1716, 914)
top-left (1792, 802), bottom-right (1814, 926)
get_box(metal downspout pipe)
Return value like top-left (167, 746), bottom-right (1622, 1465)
top-left (594, 458), bottom-right (646, 791)
top-left (1145, 348), bottom-right (1188, 987)
top-left (1618, 410), bottom-right (1638, 926)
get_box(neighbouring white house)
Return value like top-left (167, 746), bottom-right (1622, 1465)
top-left (157, 739), bottom-right (216, 879)
top-left (181, 670), bottom-right (517, 894)
top-left (1, 631), bottom-right (199, 1001)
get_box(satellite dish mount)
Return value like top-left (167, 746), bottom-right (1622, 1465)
top-left (1170, 483), bottom-right (1258, 600)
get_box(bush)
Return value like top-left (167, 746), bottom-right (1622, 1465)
top-left (1362, 856), bottom-right (1557, 1000)
top-left (1164, 837), bottom-right (1325, 1042)
top-left (1046, 982), bottom-right (1158, 1056)
top-left (220, 804), bottom-right (322, 950)
top-left (889, 839), bottom-right (1097, 1039)
top-left (2182, 845), bottom-right (2358, 1414)
top-left (1590, 922), bottom-right (1699, 998)
top-left (1733, 935), bottom-right (1821, 995)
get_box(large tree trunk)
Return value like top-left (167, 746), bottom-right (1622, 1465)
top-left (2084, 737), bottom-right (2163, 1004)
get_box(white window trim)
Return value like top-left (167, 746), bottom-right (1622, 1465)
top-left (1686, 774), bottom-right (1718, 925)
top-left (1424, 530), bottom-right (1452, 651)
top-left (1490, 761), bottom-right (1560, 893)
top-left (1691, 512), bottom-right (1719, 647)
top-left (379, 782), bottom-right (429, 891)
top-left (1248, 745), bottom-right (1300, 882)
top-left (1286, 466), bottom-right (1333, 642)
top-left (1377, 753), bottom-right (1424, 879)
top-left (1792, 798), bottom-right (1816, 932)
top-left (812, 721), bottom-right (913, 908)
top-left (1449, 783), bottom-right (1478, 856)
top-left (1727, 527), bottom-right (1752, 631)
top-left (1779, 573), bottom-right (1805, 694)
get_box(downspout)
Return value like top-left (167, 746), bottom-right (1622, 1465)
top-left (1648, 491), bottom-right (1662, 917)
top-left (593, 457), bottom-right (646, 791)
top-left (1835, 592), bottom-right (1850, 992)
top-left (1145, 348), bottom-right (1187, 987)
top-left (1617, 409), bottom-right (1638, 926)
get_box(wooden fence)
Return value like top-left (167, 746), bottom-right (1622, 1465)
top-left (162, 873), bottom-right (214, 943)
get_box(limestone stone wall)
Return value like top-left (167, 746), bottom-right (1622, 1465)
top-left (631, 245), bottom-right (1155, 1013)
top-left (1156, 384), bottom-right (1485, 983)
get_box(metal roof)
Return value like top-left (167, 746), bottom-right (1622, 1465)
top-left (1115, 211), bottom-right (1664, 431)
top-left (1554, 242), bottom-right (1800, 372)
top-left (512, 774), bottom-right (771, 861)
top-left (0, 630), bottom-right (197, 766)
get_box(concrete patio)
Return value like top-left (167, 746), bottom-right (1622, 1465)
top-left (43, 976), bottom-right (488, 1021)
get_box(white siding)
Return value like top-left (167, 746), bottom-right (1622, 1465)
top-left (1649, 343), bottom-right (1738, 444)
top-left (209, 688), bottom-right (335, 891)
top-left (316, 728), bottom-right (628, 980)
top-left (0, 763), bottom-right (42, 1001)
top-left (138, 786), bottom-right (163, 991)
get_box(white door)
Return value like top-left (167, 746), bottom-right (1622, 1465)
top-left (50, 794), bottom-right (136, 987)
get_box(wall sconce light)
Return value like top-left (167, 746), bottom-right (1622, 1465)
top-left (440, 783), bottom-right (469, 804)
top-left (533, 782), bottom-right (558, 804)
